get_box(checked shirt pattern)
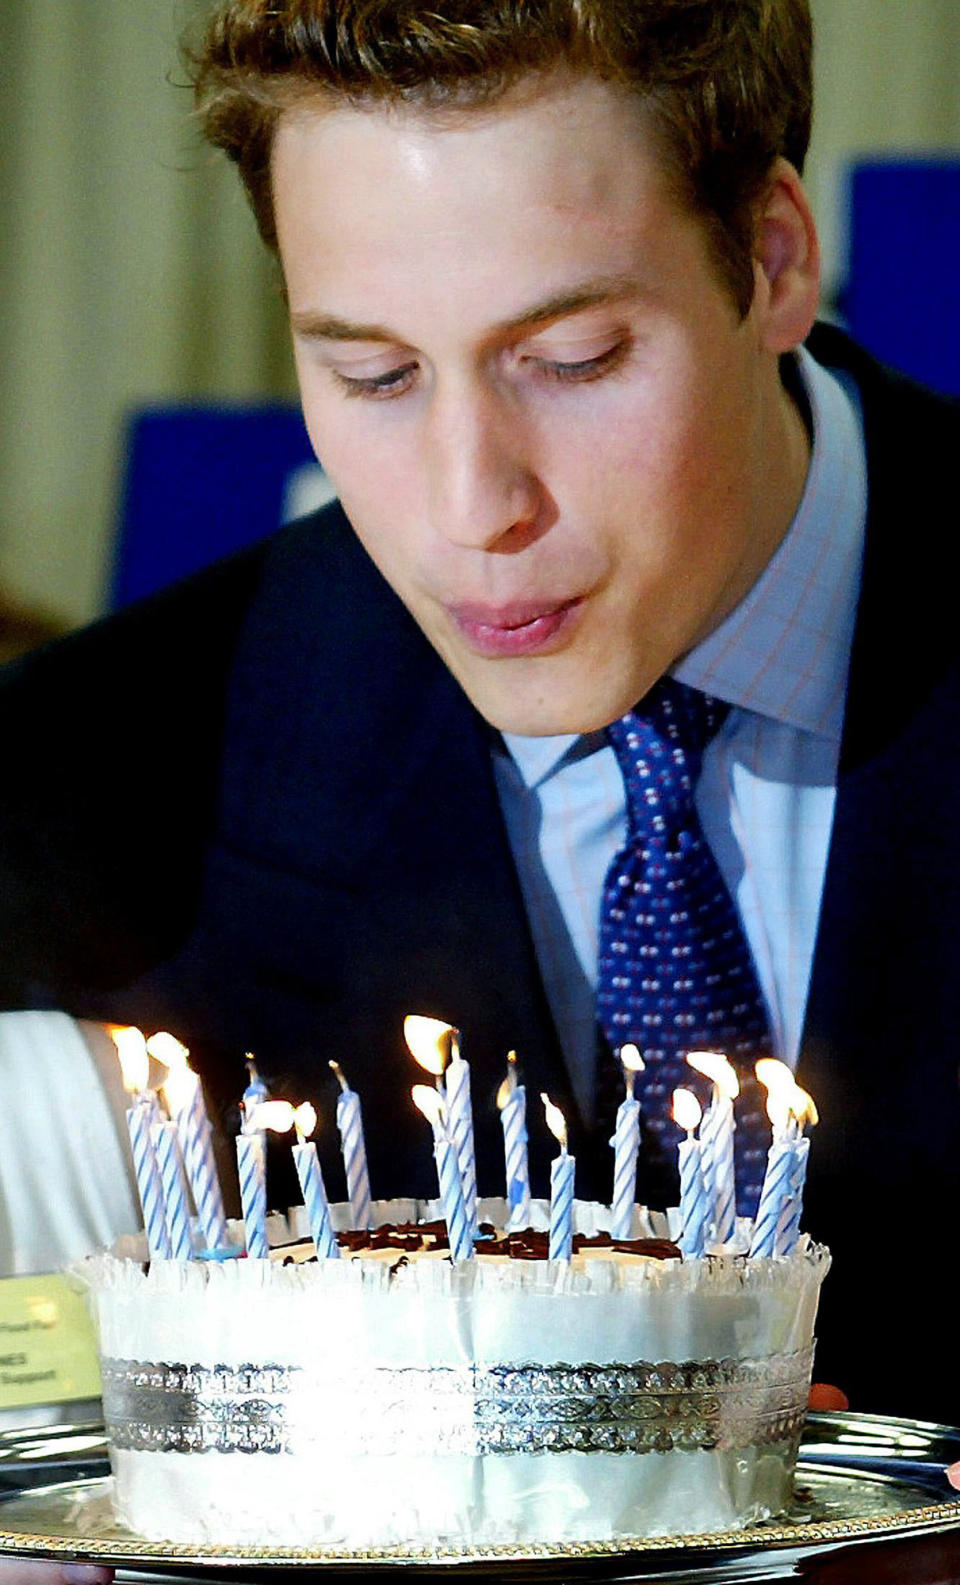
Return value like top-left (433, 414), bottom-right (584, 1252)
top-left (596, 677), bottom-right (771, 1216)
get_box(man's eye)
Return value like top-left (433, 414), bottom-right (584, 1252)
top-left (331, 362), bottom-right (418, 399)
top-left (533, 341), bottom-right (629, 383)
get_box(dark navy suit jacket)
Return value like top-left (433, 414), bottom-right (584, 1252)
top-left (2, 325), bottom-right (959, 1420)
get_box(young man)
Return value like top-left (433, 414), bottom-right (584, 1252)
top-left (2, 0), bottom-right (959, 1428)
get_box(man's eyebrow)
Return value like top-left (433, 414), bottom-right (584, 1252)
top-left (291, 312), bottom-right (396, 343)
top-left (504, 276), bottom-right (641, 332)
top-left (289, 275), bottom-right (642, 344)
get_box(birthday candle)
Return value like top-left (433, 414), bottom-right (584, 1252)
top-left (412, 1085), bottom-right (473, 1263)
top-left (151, 1119), bottom-right (195, 1260)
top-left (750, 1062), bottom-right (813, 1258)
top-left (236, 1132), bottom-right (269, 1258)
top-left (112, 1028), bottom-right (172, 1261)
top-left (497, 1051), bottom-right (531, 1231)
top-left (154, 1035), bottom-right (228, 1253)
top-left (775, 1136), bottom-right (810, 1255)
top-left (442, 1029), bottom-right (478, 1237)
top-left (542, 1094), bottom-right (575, 1262)
top-left (610, 1043), bottom-right (644, 1240)
top-left (749, 1136), bottom-right (794, 1256)
top-left (241, 1055), bottom-right (269, 1133)
top-left (687, 1052), bottom-right (738, 1244)
top-left (329, 1061), bottom-right (372, 1230)
top-left (292, 1102), bottom-right (340, 1259)
top-left (775, 1084), bottom-right (817, 1254)
top-left (126, 1099), bottom-right (173, 1260)
top-left (749, 1089), bottom-right (795, 1257)
top-left (673, 1089), bottom-right (708, 1258)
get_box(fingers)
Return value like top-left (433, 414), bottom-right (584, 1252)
top-left (808, 1381), bottom-right (850, 1411)
top-left (946, 1460), bottom-right (960, 1491)
top-left (0, 1564), bottom-right (113, 1585)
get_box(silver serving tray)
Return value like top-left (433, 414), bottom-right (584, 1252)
top-left (0, 1412), bottom-right (958, 1577)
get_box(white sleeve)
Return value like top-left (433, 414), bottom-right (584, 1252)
top-left (0, 1012), bottom-right (140, 1276)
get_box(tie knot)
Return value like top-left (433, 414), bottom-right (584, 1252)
top-left (607, 677), bottom-right (728, 833)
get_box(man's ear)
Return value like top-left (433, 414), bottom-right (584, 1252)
top-left (752, 158), bottom-right (821, 353)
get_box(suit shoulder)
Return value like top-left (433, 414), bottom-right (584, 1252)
top-left (806, 322), bottom-right (960, 453)
top-left (0, 505), bottom-right (361, 724)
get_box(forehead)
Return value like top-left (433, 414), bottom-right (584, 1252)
top-left (271, 67), bottom-right (661, 169)
top-left (270, 73), bottom-right (702, 325)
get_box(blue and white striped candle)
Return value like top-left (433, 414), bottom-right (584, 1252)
top-left (412, 1085), bottom-right (473, 1263)
top-left (687, 1052), bottom-right (739, 1245)
top-left (751, 1063), bottom-right (816, 1258)
top-left (151, 1119), bottom-right (195, 1260)
top-left (749, 1132), bottom-right (795, 1257)
top-left (673, 1089), bottom-right (708, 1258)
top-left (775, 1136), bottom-right (810, 1255)
top-left (542, 1094), bottom-right (575, 1262)
top-left (292, 1103), bottom-right (340, 1260)
top-left (610, 1043), bottom-right (644, 1240)
top-left (774, 1082), bottom-right (817, 1254)
top-left (440, 1029), bottom-right (478, 1238)
top-left (241, 1055), bottom-right (269, 1133)
top-left (236, 1132), bottom-right (269, 1258)
top-left (112, 1027), bottom-right (172, 1260)
top-left (154, 1036), bottom-right (229, 1254)
top-left (497, 1051), bottom-right (531, 1231)
top-left (329, 1061), bottom-right (372, 1230)
top-left (126, 1099), bottom-right (173, 1260)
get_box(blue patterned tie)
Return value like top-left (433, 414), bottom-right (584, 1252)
top-left (596, 677), bottom-right (771, 1215)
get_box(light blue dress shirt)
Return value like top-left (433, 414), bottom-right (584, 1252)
top-left (493, 349), bottom-right (867, 1118)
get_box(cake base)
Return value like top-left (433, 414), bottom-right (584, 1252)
top-left (80, 1203), bottom-right (829, 1549)
top-left (110, 1442), bottom-right (800, 1547)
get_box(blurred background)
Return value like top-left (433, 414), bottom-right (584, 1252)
top-left (2, 0), bottom-right (959, 649)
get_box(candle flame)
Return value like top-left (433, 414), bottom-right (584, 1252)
top-left (765, 1088), bottom-right (792, 1135)
top-left (161, 1058), bottom-right (198, 1119)
top-left (755, 1058), bottom-right (794, 1098)
top-left (328, 1060), bottom-right (351, 1093)
top-left (247, 1100), bottom-right (296, 1135)
top-left (540, 1093), bottom-right (567, 1150)
top-left (756, 1059), bottom-right (816, 1130)
top-left (672, 1088), bottom-right (702, 1134)
top-left (111, 1026), bottom-right (149, 1094)
top-left (412, 1083), bottom-right (446, 1130)
top-left (404, 1014), bottom-right (454, 1077)
top-left (791, 1084), bottom-right (819, 1129)
top-left (497, 1051), bottom-right (519, 1110)
top-left (620, 1043), bottom-right (645, 1074)
top-left (293, 1101), bottom-right (317, 1140)
top-left (686, 1050), bottom-right (739, 1100)
top-left (146, 1031), bottom-right (190, 1071)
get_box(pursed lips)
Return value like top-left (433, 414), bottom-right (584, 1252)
top-left (444, 596), bottom-right (585, 656)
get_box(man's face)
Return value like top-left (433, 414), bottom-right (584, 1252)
top-left (273, 74), bottom-right (808, 734)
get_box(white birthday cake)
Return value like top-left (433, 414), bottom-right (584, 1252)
top-left (80, 1198), bottom-right (830, 1553)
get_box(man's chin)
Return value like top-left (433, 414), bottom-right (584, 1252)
top-left (452, 670), bottom-right (637, 739)
top-left (429, 622), bottom-right (663, 736)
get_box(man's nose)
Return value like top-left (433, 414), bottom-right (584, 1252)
top-left (425, 385), bottom-right (543, 551)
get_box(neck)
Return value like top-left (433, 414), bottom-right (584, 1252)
top-left (759, 355), bottom-right (814, 569)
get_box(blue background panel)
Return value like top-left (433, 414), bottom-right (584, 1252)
top-left (111, 405), bottom-right (317, 608)
top-left (846, 158), bottom-right (960, 398)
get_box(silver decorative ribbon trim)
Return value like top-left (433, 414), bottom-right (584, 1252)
top-left (101, 1347), bottom-right (813, 1458)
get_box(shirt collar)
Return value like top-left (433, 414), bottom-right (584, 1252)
top-left (672, 346), bottom-right (866, 739)
top-left (501, 345), bottom-right (866, 789)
